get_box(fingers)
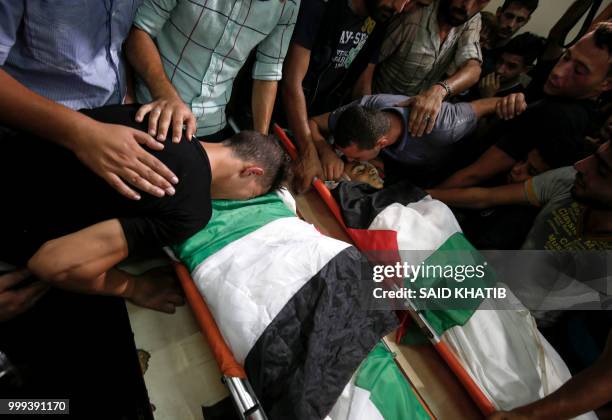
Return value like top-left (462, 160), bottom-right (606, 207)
top-left (123, 167), bottom-right (168, 198)
top-left (106, 173), bottom-right (141, 200)
top-left (0, 269), bottom-right (31, 292)
top-left (148, 106), bottom-right (163, 138)
top-left (425, 108), bottom-right (438, 135)
top-left (132, 128), bottom-right (164, 151)
top-left (156, 108), bottom-right (174, 141)
top-left (497, 94), bottom-right (526, 120)
top-left (185, 114), bottom-right (197, 142)
top-left (171, 115), bottom-right (184, 144)
top-left (135, 103), bottom-right (154, 125)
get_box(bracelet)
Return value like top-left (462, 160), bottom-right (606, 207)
top-left (436, 81), bottom-right (453, 98)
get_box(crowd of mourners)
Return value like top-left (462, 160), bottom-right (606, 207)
top-left (0, 0), bottom-right (611, 418)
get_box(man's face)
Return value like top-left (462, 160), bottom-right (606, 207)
top-left (496, 3), bottom-right (531, 40)
top-left (573, 141), bottom-right (612, 209)
top-left (544, 32), bottom-right (612, 99)
top-left (507, 148), bottom-right (550, 184)
top-left (365, 0), bottom-right (410, 23)
top-left (336, 142), bottom-right (382, 162)
top-left (442, 0), bottom-right (491, 27)
top-left (496, 52), bottom-right (527, 83)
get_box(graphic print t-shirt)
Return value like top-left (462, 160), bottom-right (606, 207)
top-left (292, 0), bottom-right (378, 114)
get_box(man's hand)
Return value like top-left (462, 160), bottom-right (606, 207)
top-left (0, 270), bottom-right (49, 322)
top-left (479, 73), bottom-right (501, 98)
top-left (126, 268), bottom-right (185, 314)
top-left (398, 85), bottom-right (446, 137)
top-left (135, 95), bottom-right (196, 143)
top-left (294, 146), bottom-right (323, 193)
top-left (72, 121), bottom-right (179, 200)
top-left (496, 93), bottom-right (527, 120)
top-left (320, 148), bottom-right (345, 181)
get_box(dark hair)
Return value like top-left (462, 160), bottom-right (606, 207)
top-left (501, 32), bottom-right (546, 66)
top-left (333, 106), bottom-right (390, 150)
top-left (223, 130), bottom-right (293, 192)
top-left (501, 0), bottom-right (538, 14)
top-left (593, 22), bottom-right (612, 77)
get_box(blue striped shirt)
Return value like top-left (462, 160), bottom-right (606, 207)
top-left (0, 0), bottom-right (141, 110)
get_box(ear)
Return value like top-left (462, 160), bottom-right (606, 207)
top-left (241, 166), bottom-right (264, 177)
top-left (376, 136), bottom-right (389, 148)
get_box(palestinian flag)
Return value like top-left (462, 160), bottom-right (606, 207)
top-left (331, 181), bottom-right (585, 414)
top-left (172, 192), bottom-right (402, 420)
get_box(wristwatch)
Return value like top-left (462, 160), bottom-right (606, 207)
top-left (436, 80), bottom-right (453, 98)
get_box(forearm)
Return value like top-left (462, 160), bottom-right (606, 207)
top-left (444, 60), bottom-right (482, 96)
top-left (436, 168), bottom-right (484, 189)
top-left (428, 188), bottom-right (492, 208)
top-left (352, 63), bottom-right (375, 99)
top-left (27, 220), bottom-right (130, 295)
top-left (470, 97), bottom-right (501, 119)
top-left (513, 361), bottom-right (612, 419)
top-left (0, 69), bottom-right (99, 150)
top-left (428, 184), bottom-right (527, 209)
top-left (251, 79), bottom-right (278, 134)
top-left (308, 119), bottom-right (333, 157)
top-left (545, 0), bottom-right (593, 60)
top-left (282, 79), bottom-right (315, 155)
top-left (125, 27), bottom-right (178, 99)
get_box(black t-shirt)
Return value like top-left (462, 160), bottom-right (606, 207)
top-left (292, 0), bottom-right (381, 115)
top-left (1, 105), bottom-right (212, 264)
top-left (495, 96), bottom-right (595, 163)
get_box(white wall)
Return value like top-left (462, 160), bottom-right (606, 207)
top-left (484, 0), bottom-right (611, 38)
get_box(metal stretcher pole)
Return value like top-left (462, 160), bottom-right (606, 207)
top-left (273, 123), bottom-right (496, 417)
top-left (173, 262), bottom-right (268, 420)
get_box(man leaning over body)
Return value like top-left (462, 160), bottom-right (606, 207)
top-left (126, 0), bottom-right (299, 143)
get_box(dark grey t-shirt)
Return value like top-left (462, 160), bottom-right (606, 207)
top-left (328, 94), bottom-right (477, 172)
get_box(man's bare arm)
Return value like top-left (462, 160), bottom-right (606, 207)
top-left (437, 145), bottom-right (517, 189)
top-left (281, 43), bottom-right (322, 191)
top-left (470, 93), bottom-right (527, 120)
top-left (403, 59), bottom-right (482, 137)
top-left (125, 27), bottom-right (196, 142)
top-left (252, 80), bottom-right (278, 134)
top-left (427, 183), bottom-right (528, 209)
top-left (0, 69), bottom-right (177, 200)
top-left (353, 63), bottom-right (376, 98)
top-left (489, 332), bottom-right (612, 420)
top-left (27, 219), bottom-right (183, 313)
top-left (308, 113), bottom-right (344, 181)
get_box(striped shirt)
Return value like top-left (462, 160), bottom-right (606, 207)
top-left (0, 0), bottom-right (141, 110)
top-left (134, 0), bottom-right (299, 136)
top-left (373, 0), bottom-right (482, 96)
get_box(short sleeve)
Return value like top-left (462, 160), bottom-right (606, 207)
top-left (290, 0), bottom-right (327, 50)
top-left (133, 0), bottom-right (178, 38)
top-left (452, 14), bottom-right (482, 70)
top-left (328, 99), bottom-right (362, 133)
top-left (523, 166), bottom-right (576, 207)
top-left (253, 0), bottom-right (300, 81)
top-left (0, 2), bottom-right (24, 64)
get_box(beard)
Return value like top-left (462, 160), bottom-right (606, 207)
top-left (364, 0), bottom-right (395, 23)
top-left (439, 0), bottom-right (471, 26)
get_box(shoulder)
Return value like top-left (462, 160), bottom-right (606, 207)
top-left (362, 94), bottom-right (409, 109)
